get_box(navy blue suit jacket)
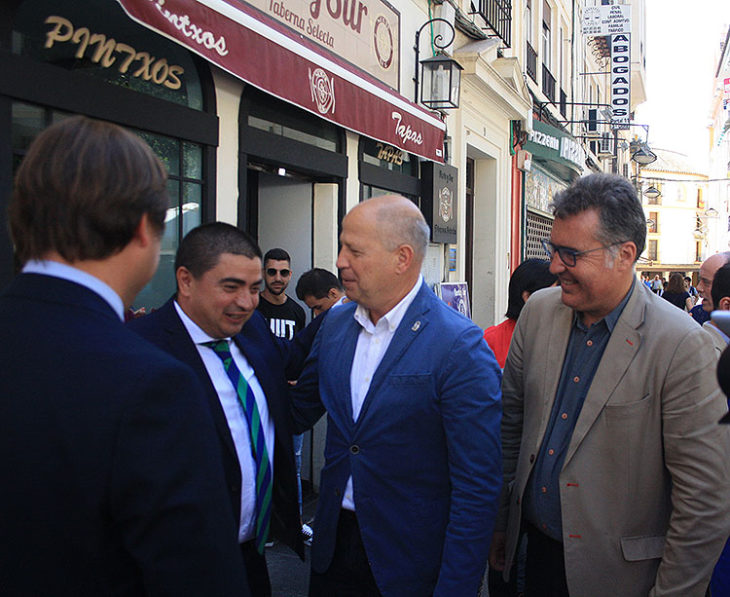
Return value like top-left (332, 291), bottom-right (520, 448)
top-left (291, 281), bottom-right (503, 596)
top-left (128, 300), bottom-right (305, 557)
top-left (0, 274), bottom-right (248, 596)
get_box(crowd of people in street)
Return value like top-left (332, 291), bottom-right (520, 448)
top-left (3, 116), bottom-right (730, 597)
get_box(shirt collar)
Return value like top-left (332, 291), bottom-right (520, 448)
top-left (22, 259), bottom-right (125, 321)
top-left (576, 277), bottom-right (635, 333)
top-left (174, 300), bottom-right (230, 345)
top-left (353, 276), bottom-right (423, 334)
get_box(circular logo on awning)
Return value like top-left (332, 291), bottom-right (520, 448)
top-left (308, 68), bottom-right (336, 115)
top-left (373, 16), bottom-right (393, 70)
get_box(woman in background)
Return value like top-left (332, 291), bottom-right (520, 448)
top-left (661, 272), bottom-right (693, 312)
top-left (484, 259), bottom-right (557, 369)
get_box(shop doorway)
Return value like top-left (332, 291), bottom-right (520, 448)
top-left (255, 169), bottom-right (313, 314)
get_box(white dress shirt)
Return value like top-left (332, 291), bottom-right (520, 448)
top-left (342, 277), bottom-right (422, 511)
top-left (174, 302), bottom-right (274, 543)
top-left (23, 259), bottom-right (124, 320)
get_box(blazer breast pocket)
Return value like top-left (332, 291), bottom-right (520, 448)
top-left (388, 373), bottom-right (432, 387)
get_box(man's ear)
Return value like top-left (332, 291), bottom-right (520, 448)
top-left (616, 241), bottom-right (637, 271)
top-left (720, 296), bottom-right (730, 311)
top-left (328, 287), bottom-right (339, 300)
top-left (176, 266), bottom-right (194, 299)
top-left (394, 244), bottom-right (415, 274)
top-left (133, 213), bottom-right (156, 248)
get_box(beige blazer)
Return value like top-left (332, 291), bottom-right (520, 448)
top-left (499, 283), bottom-right (730, 597)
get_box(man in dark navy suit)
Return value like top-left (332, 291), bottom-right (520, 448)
top-left (128, 222), bottom-right (305, 597)
top-left (0, 116), bottom-right (248, 595)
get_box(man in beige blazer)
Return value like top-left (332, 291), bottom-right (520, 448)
top-left (489, 173), bottom-right (730, 597)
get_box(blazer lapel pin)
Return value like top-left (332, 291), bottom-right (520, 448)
top-left (411, 320), bottom-right (421, 332)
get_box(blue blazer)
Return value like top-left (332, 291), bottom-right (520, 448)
top-left (128, 300), bottom-right (307, 557)
top-left (0, 274), bottom-right (248, 596)
top-left (292, 281), bottom-right (503, 596)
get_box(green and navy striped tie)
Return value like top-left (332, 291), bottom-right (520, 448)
top-left (204, 339), bottom-right (273, 554)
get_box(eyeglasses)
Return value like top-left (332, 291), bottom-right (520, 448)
top-left (266, 268), bottom-right (291, 277)
top-left (541, 239), bottom-right (628, 267)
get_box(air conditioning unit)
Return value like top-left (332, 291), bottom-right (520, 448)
top-left (597, 132), bottom-right (614, 156)
top-left (585, 108), bottom-right (600, 137)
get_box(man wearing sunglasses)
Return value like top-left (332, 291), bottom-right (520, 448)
top-left (490, 173), bottom-right (730, 597)
top-left (257, 248), bottom-right (305, 341)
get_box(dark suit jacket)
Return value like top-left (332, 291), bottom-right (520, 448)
top-left (127, 299), bottom-right (305, 557)
top-left (0, 274), bottom-right (248, 596)
top-left (291, 281), bottom-right (503, 597)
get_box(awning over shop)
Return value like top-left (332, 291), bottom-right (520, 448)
top-left (116, 0), bottom-right (446, 162)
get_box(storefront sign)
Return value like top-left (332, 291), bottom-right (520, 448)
top-left (43, 15), bottom-right (185, 89)
top-left (523, 120), bottom-right (584, 177)
top-left (582, 4), bottom-right (631, 36)
top-left (421, 161), bottom-right (457, 243)
top-left (610, 33), bottom-right (631, 129)
top-left (244, 0), bottom-right (400, 90)
top-left (117, 0), bottom-right (445, 162)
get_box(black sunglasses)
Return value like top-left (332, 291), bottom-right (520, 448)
top-left (266, 268), bottom-right (291, 277)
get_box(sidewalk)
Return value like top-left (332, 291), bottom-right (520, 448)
top-left (265, 493), bottom-right (493, 596)
top-left (266, 493), bottom-right (318, 597)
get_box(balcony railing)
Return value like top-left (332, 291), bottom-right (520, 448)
top-left (477, 0), bottom-right (512, 48)
top-left (559, 88), bottom-right (567, 117)
top-left (542, 65), bottom-right (556, 103)
top-left (526, 42), bottom-right (537, 83)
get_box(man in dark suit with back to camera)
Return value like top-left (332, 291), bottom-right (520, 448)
top-left (0, 116), bottom-right (248, 595)
top-left (128, 222), bottom-right (305, 596)
top-left (290, 194), bottom-right (503, 596)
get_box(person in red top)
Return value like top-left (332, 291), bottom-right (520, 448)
top-left (484, 259), bottom-right (557, 368)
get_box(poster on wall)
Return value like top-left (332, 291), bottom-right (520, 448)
top-left (436, 282), bottom-right (471, 320)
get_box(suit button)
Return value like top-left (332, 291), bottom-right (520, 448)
top-left (350, 445), bottom-right (360, 454)
top-left (529, 454), bottom-right (535, 463)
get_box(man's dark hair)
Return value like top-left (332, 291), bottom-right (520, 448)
top-left (506, 259), bottom-right (558, 320)
top-left (175, 222), bottom-right (261, 279)
top-left (711, 262), bottom-right (730, 309)
top-left (296, 268), bottom-right (343, 300)
top-left (264, 248), bottom-right (291, 264)
top-left (551, 173), bottom-right (646, 260)
top-left (10, 115), bottom-right (168, 264)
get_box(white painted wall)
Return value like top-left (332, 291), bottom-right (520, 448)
top-left (212, 67), bottom-right (243, 225)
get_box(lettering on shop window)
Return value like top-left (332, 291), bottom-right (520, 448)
top-left (375, 142), bottom-right (404, 165)
top-left (44, 15), bottom-right (184, 90)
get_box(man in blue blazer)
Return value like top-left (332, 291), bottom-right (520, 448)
top-left (128, 222), bottom-right (309, 596)
top-left (291, 195), bottom-right (503, 596)
top-left (0, 117), bottom-right (248, 595)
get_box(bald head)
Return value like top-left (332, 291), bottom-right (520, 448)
top-left (337, 195), bottom-right (429, 322)
top-left (362, 195), bottom-right (430, 263)
top-left (698, 251), bottom-right (730, 311)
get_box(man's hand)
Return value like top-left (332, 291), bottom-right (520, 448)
top-left (488, 531), bottom-right (506, 572)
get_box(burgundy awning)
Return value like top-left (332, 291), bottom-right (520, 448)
top-left (116, 0), bottom-right (446, 162)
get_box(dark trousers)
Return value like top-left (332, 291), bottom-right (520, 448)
top-left (309, 509), bottom-right (381, 597)
top-left (524, 524), bottom-right (569, 597)
top-left (241, 540), bottom-right (272, 597)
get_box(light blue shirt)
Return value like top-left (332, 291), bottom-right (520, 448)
top-left (22, 259), bottom-right (124, 321)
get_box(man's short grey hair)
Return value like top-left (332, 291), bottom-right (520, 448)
top-left (374, 198), bottom-right (429, 260)
top-left (551, 173), bottom-right (646, 260)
